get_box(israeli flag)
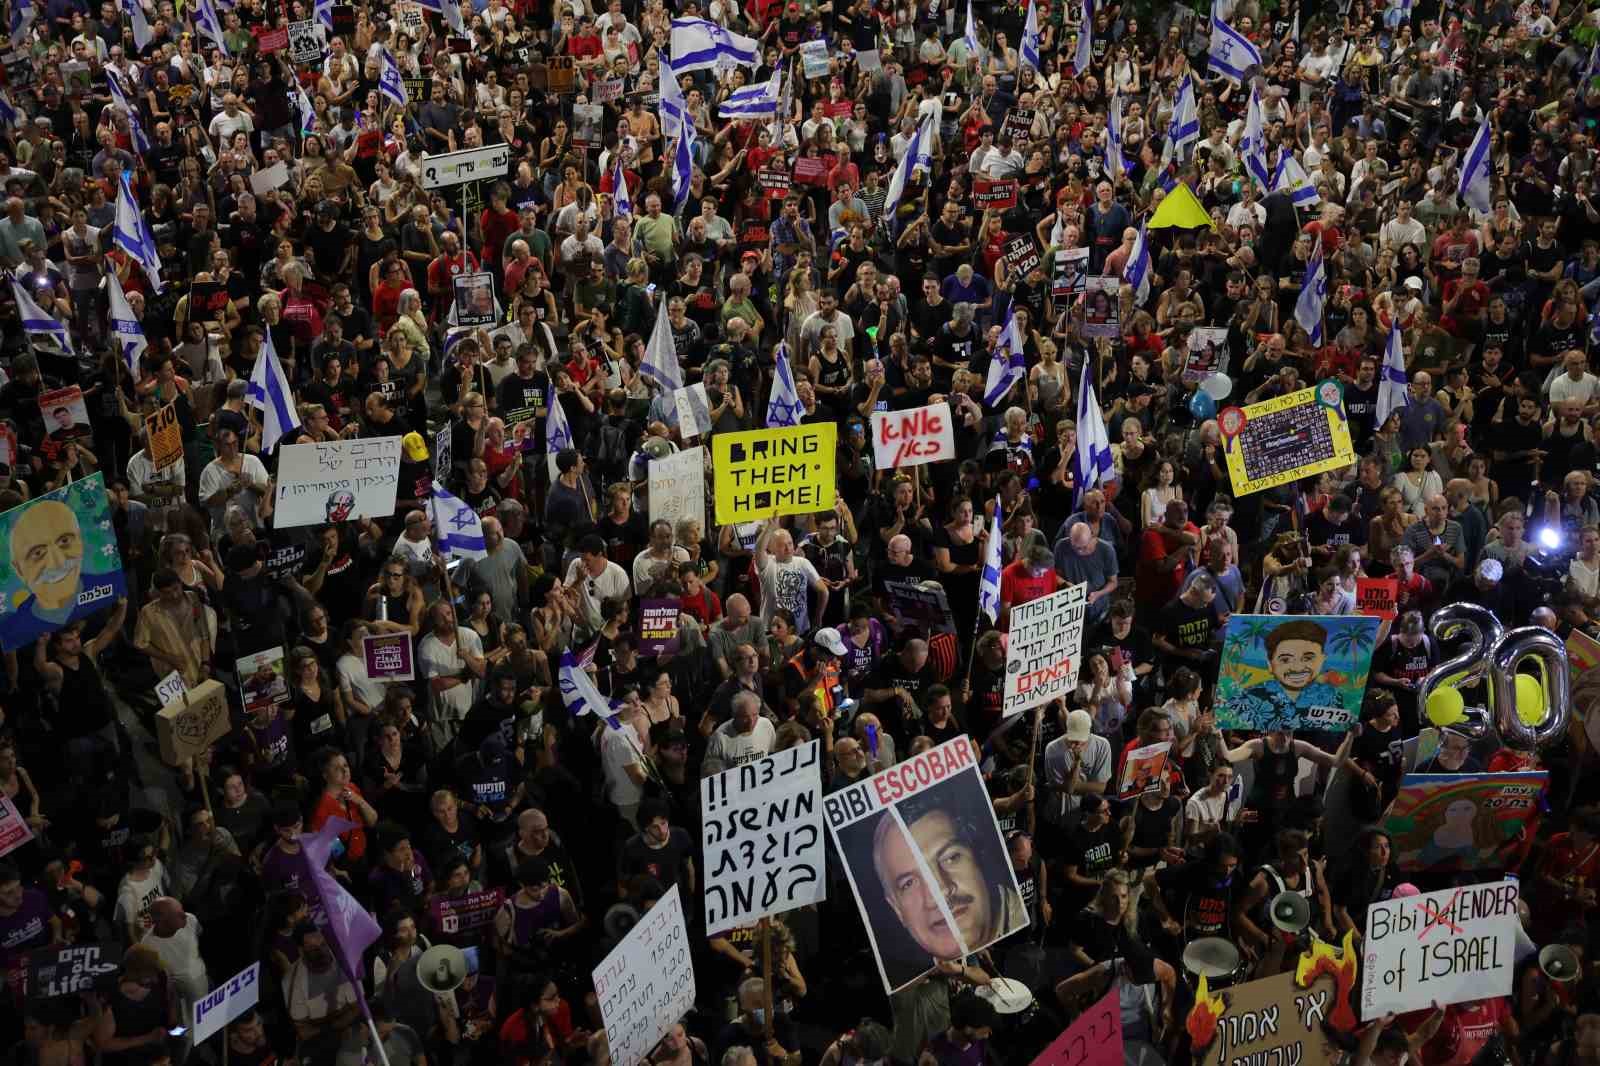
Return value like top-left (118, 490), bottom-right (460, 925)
top-left (1271, 153), bottom-right (1321, 207)
top-left (1020, 0), bottom-right (1041, 72)
top-left (977, 496), bottom-right (1003, 625)
top-left (114, 173), bottom-right (164, 292)
top-left (670, 118), bottom-right (695, 215)
top-left (122, 0), bottom-right (152, 49)
top-left (983, 309), bottom-right (1026, 408)
top-left (9, 0), bottom-right (34, 47)
top-left (640, 298), bottom-right (683, 392)
top-left (767, 341), bottom-right (802, 427)
top-left (1073, 0), bottom-right (1093, 74)
top-left (1458, 117), bottom-right (1493, 214)
top-left (660, 58), bottom-right (688, 140)
top-left (1294, 239), bottom-right (1328, 346)
top-left (296, 81), bottom-right (318, 134)
top-left (314, 0), bottom-right (332, 29)
top-left (378, 48), bottom-right (408, 108)
top-left (1208, 0), bottom-right (1261, 83)
top-left (546, 388), bottom-right (573, 474)
top-left (964, 0), bottom-right (981, 58)
top-left (883, 113), bottom-right (932, 224)
top-left (1376, 318), bottom-right (1410, 429)
top-left (1123, 222), bottom-right (1151, 307)
top-left (1168, 75), bottom-right (1200, 162)
top-left (719, 68), bottom-right (782, 119)
top-left (1074, 360), bottom-right (1114, 507)
top-left (106, 73), bottom-right (150, 156)
top-left (1105, 89), bottom-right (1125, 180)
top-left (669, 17), bottom-right (759, 75)
top-left (107, 270), bottom-right (146, 376)
top-left (559, 650), bottom-right (622, 730)
top-left (611, 156), bottom-right (633, 218)
top-left (0, 92), bottom-right (17, 132)
top-left (11, 274), bottom-right (71, 353)
top-left (192, 0), bottom-right (228, 56)
top-left (420, 0), bottom-right (467, 36)
top-left (246, 328), bottom-right (300, 450)
top-left (1584, 41), bottom-right (1600, 84)
top-left (1241, 81), bottom-right (1270, 190)
top-left (430, 484), bottom-right (489, 560)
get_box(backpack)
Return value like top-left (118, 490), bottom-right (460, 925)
top-left (594, 418), bottom-right (632, 481)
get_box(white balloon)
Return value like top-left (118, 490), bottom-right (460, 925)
top-left (1201, 373), bottom-right (1232, 401)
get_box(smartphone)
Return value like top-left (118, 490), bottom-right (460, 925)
top-left (169, 1027), bottom-right (189, 1038)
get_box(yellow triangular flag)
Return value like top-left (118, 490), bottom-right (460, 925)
top-left (1148, 181), bottom-right (1217, 231)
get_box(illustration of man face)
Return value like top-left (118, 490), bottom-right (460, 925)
top-left (874, 809), bottom-right (992, 961)
top-left (326, 490), bottom-right (356, 523)
top-left (1268, 637), bottom-right (1326, 694)
top-left (11, 499), bottom-right (84, 611)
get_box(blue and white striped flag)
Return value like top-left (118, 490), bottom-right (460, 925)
top-left (1075, 360), bottom-right (1114, 507)
top-left (767, 341), bottom-right (802, 427)
top-left (1105, 89), bottom-right (1125, 180)
top-left (718, 67), bottom-right (782, 119)
top-left (669, 17), bottom-right (759, 74)
top-left (660, 59), bottom-right (688, 140)
top-left (977, 496), bottom-right (1003, 625)
top-left (1241, 80), bottom-right (1270, 190)
top-left (9, 0), bottom-right (34, 47)
top-left (378, 48), bottom-right (408, 108)
top-left (983, 309), bottom-right (1026, 408)
top-left (1294, 238), bottom-right (1328, 345)
top-left (640, 297), bottom-right (683, 392)
top-left (107, 269), bottom-right (145, 376)
top-left (1073, 0), bottom-right (1093, 74)
top-left (559, 650), bottom-right (622, 730)
top-left (246, 329), bottom-right (300, 449)
top-left (417, 0), bottom-right (466, 36)
top-left (1271, 153), bottom-right (1321, 207)
top-left (0, 91), bottom-right (17, 132)
top-left (1376, 318), bottom-right (1410, 429)
top-left (106, 73), bottom-right (150, 156)
top-left (670, 118), bottom-right (695, 214)
top-left (1123, 222), bottom-right (1151, 306)
top-left (314, 0), bottom-right (332, 29)
top-left (430, 484), bottom-right (489, 560)
top-left (296, 81), bottom-right (318, 135)
top-left (11, 273), bottom-right (71, 353)
top-left (122, 0), bottom-right (152, 49)
top-left (964, 0), bottom-right (981, 57)
top-left (1208, 0), bottom-right (1260, 83)
top-left (611, 155), bottom-right (633, 218)
top-left (546, 385), bottom-right (573, 457)
top-left (883, 113), bottom-right (932, 225)
top-left (1168, 75), bottom-right (1200, 162)
top-left (1584, 41), bottom-right (1600, 84)
top-left (114, 173), bottom-right (164, 292)
top-left (1020, 0), bottom-right (1041, 72)
top-left (1458, 117), bottom-right (1493, 214)
top-left (192, 0), bottom-right (228, 56)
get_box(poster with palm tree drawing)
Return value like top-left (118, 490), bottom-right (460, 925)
top-left (1214, 614), bottom-right (1380, 733)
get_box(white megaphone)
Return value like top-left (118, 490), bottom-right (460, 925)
top-left (417, 944), bottom-right (468, 994)
top-left (1269, 892), bottom-right (1311, 934)
top-left (1541, 944), bottom-right (1581, 983)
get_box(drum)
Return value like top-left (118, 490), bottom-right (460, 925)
top-left (977, 977), bottom-right (1036, 1017)
top-left (1182, 937), bottom-right (1244, 989)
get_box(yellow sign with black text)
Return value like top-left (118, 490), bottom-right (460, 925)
top-left (1218, 381), bottom-right (1355, 497)
top-left (712, 424), bottom-right (836, 524)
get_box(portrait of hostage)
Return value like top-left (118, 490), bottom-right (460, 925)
top-left (0, 480), bottom-right (127, 649)
top-left (1228, 619), bottom-right (1343, 731)
top-left (836, 773), bottom-right (1028, 991)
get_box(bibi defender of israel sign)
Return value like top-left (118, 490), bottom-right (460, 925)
top-left (1360, 881), bottom-right (1519, 1020)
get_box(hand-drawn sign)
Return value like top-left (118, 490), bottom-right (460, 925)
top-left (155, 678), bottom-right (230, 766)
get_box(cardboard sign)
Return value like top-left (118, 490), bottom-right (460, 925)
top-left (253, 25), bottom-right (289, 51)
top-left (1002, 107), bottom-right (1036, 141)
top-left (1382, 772), bottom-right (1547, 874)
top-left (433, 423), bottom-right (452, 482)
top-left (1002, 234), bottom-right (1041, 277)
top-left (27, 943), bottom-right (122, 999)
top-left (823, 736), bottom-right (1028, 993)
top-left (973, 178), bottom-right (1019, 210)
top-left (1032, 987), bottom-right (1122, 1066)
top-left (274, 436), bottom-right (403, 528)
top-left (547, 54), bottom-right (576, 93)
top-left (1214, 614), bottom-right (1380, 732)
top-left (702, 741), bottom-right (826, 934)
top-left (451, 271), bottom-right (498, 327)
top-left (237, 648), bottom-right (288, 716)
top-left (155, 670), bottom-right (187, 707)
top-left (287, 19), bottom-right (326, 63)
top-left (155, 678), bottom-right (231, 765)
top-left (1360, 881), bottom-right (1519, 1019)
top-left (249, 161), bottom-right (291, 195)
top-left (592, 884), bottom-right (696, 1066)
top-left (637, 599), bottom-right (681, 656)
top-left (649, 446), bottom-right (705, 540)
top-left (39, 385), bottom-right (89, 441)
top-left (882, 578), bottom-right (956, 635)
top-left (758, 166), bottom-right (792, 200)
top-left (1356, 577), bottom-right (1398, 619)
top-left (712, 423), bottom-right (837, 525)
top-left (193, 964), bottom-right (260, 1044)
top-left (1003, 583), bottom-right (1088, 717)
top-left (362, 632), bottom-right (415, 682)
top-left (1187, 940), bottom-right (1360, 1066)
top-left (430, 888), bottom-right (505, 934)
top-left (0, 793), bottom-right (33, 858)
top-left (1117, 740), bottom-right (1172, 798)
top-left (0, 474), bottom-right (127, 651)
top-left (799, 39), bottom-right (830, 78)
top-left (1182, 327), bottom-right (1230, 384)
top-left (144, 402), bottom-right (183, 471)
top-left (1219, 381), bottom-right (1356, 498)
top-left (871, 403), bottom-right (955, 469)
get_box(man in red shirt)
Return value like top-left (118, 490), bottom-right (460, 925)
top-left (1134, 499), bottom-right (1200, 618)
top-left (426, 230), bottom-right (479, 316)
top-left (998, 540), bottom-right (1060, 629)
top-left (1439, 257), bottom-right (1490, 337)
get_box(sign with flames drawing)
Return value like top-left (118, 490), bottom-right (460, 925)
top-left (1186, 935), bottom-right (1360, 1066)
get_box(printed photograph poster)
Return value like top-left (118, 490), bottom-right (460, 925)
top-left (712, 423), bottom-right (836, 525)
top-left (823, 735), bottom-right (1028, 993)
top-left (871, 403), bottom-right (955, 469)
top-left (274, 436), bottom-right (403, 529)
top-left (362, 632), bottom-right (415, 682)
top-left (38, 385), bottom-right (90, 443)
top-left (0, 473), bottom-right (126, 651)
top-left (1003, 583), bottom-right (1088, 718)
top-left (1182, 327), bottom-right (1230, 384)
top-left (649, 445), bottom-right (705, 538)
top-left (287, 19), bottom-right (325, 63)
top-left (1382, 772), bottom-right (1547, 875)
top-left (237, 647), bottom-right (289, 716)
top-left (1219, 382), bottom-right (1356, 498)
top-left (1360, 881), bottom-right (1519, 1019)
top-left (799, 39), bottom-right (830, 77)
top-left (1052, 247), bottom-right (1089, 298)
top-left (702, 741), bottom-right (825, 934)
top-left (1569, 628), bottom-right (1600, 755)
top-left (1117, 741), bottom-right (1172, 799)
top-left (1214, 614), bottom-right (1380, 733)
top-left (1186, 941), bottom-right (1360, 1066)
top-left (451, 271), bottom-right (499, 327)
top-left (592, 884), bottom-right (696, 1066)
top-left (571, 102), bottom-right (604, 148)
top-left (1081, 276), bottom-right (1121, 338)
top-left (637, 598), bottom-right (681, 656)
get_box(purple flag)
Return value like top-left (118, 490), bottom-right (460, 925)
top-left (291, 817), bottom-right (382, 987)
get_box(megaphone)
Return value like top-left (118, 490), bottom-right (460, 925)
top-left (1269, 892), bottom-right (1311, 934)
top-left (1541, 944), bottom-right (1581, 983)
top-left (604, 902), bottom-right (642, 941)
top-left (417, 944), bottom-right (468, 994)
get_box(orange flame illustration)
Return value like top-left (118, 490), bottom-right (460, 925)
top-left (1186, 974), bottom-right (1228, 1049)
top-left (1295, 929), bottom-right (1360, 1033)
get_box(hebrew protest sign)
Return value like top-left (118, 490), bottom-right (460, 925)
top-left (1183, 327), bottom-right (1230, 384)
top-left (973, 179), bottom-right (1018, 210)
top-left (824, 735), bottom-right (1028, 993)
top-left (1187, 936), bottom-right (1360, 1066)
top-left (430, 888), bottom-right (505, 936)
top-left (155, 678), bottom-right (230, 765)
top-left (274, 437), bottom-right (402, 528)
top-left (1381, 772), bottom-right (1547, 875)
top-left (638, 599), bottom-right (681, 656)
top-left (593, 884), bottom-right (696, 1066)
top-left (883, 578), bottom-right (956, 636)
top-left (193, 964), bottom-right (260, 1043)
top-left (1003, 583), bottom-right (1087, 717)
top-left (1031, 986), bottom-right (1122, 1066)
top-left (362, 632), bottom-right (415, 682)
top-left (712, 423), bottom-right (836, 525)
top-left (1360, 881), bottom-right (1519, 1019)
top-left (1219, 382), bottom-right (1356, 497)
top-left (0, 473), bottom-right (126, 651)
top-left (1356, 578), bottom-right (1398, 620)
top-left (27, 943), bottom-right (122, 999)
top-left (649, 446), bottom-right (705, 536)
top-left (701, 740), bottom-right (825, 934)
top-left (871, 403), bottom-right (955, 469)
top-left (1214, 614), bottom-right (1380, 732)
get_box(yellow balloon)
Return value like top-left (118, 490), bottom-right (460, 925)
top-left (1426, 686), bottom-right (1465, 727)
top-left (1515, 674), bottom-right (1546, 726)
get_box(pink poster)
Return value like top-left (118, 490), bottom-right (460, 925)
top-left (1032, 986), bottom-right (1122, 1066)
top-left (0, 793), bottom-right (34, 858)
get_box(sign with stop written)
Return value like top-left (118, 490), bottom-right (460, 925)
top-left (870, 403), bottom-right (955, 469)
top-left (1003, 582), bottom-right (1087, 717)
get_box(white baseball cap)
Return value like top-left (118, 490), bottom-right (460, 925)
top-left (814, 627), bottom-right (847, 657)
top-left (1064, 709), bottom-right (1093, 742)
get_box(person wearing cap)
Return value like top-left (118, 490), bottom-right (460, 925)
top-left (1040, 707), bottom-right (1112, 841)
top-left (780, 626), bottom-right (848, 723)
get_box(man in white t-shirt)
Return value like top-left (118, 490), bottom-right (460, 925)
top-left (701, 693), bottom-right (776, 776)
top-left (1549, 352), bottom-right (1600, 408)
top-left (565, 533), bottom-right (632, 636)
top-left (1379, 199), bottom-right (1427, 254)
top-left (143, 897), bottom-right (208, 1016)
top-left (1041, 709), bottom-right (1112, 835)
top-left (754, 519), bottom-right (828, 633)
top-left (601, 701), bottom-right (650, 826)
